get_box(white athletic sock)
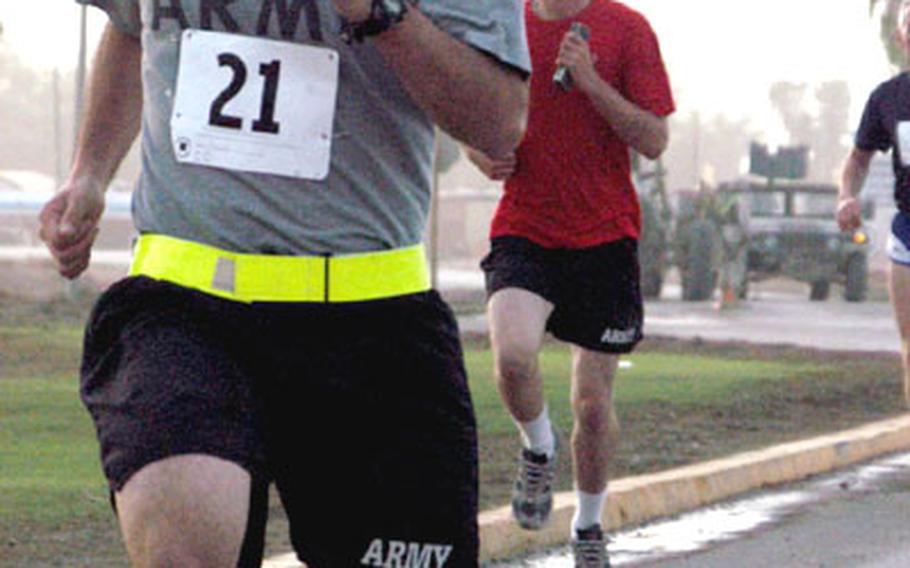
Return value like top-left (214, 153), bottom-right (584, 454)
top-left (572, 489), bottom-right (608, 534)
top-left (517, 405), bottom-right (555, 457)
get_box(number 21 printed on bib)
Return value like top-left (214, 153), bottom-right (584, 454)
top-left (171, 30), bottom-right (339, 180)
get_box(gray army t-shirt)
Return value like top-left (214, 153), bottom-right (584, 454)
top-left (79, 0), bottom-right (529, 254)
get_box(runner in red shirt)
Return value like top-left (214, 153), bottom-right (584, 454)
top-left (467, 0), bottom-right (674, 564)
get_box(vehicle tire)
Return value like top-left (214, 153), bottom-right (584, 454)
top-left (681, 221), bottom-right (717, 301)
top-left (844, 254), bottom-right (868, 302)
top-left (809, 281), bottom-right (830, 301)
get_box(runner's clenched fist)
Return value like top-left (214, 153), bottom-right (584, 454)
top-left (39, 177), bottom-right (104, 280)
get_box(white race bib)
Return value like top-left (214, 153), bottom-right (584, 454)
top-left (171, 29), bottom-right (339, 180)
top-left (898, 121), bottom-right (910, 167)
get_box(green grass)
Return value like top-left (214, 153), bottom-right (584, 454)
top-left (0, 342), bottom-right (819, 527)
top-left (614, 353), bottom-right (820, 403)
top-left (0, 376), bottom-right (110, 525)
top-left (0, 325), bottom-right (83, 382)
top-left (0, 306), bottom-right (111, 531)
top-left (465, 343), bottom-right (843, 507)
top-left (465, 347), bottom-right (819, 435)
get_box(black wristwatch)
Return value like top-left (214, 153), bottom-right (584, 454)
top-left (339, 0), bottom-right (409, 44)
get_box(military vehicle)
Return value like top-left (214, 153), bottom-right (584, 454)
top-left (675, 177), bottom-right (873, 302)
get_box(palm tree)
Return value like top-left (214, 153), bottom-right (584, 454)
top-left (870, 0), bottom-right (905, 67)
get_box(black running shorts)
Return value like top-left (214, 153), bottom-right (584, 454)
top-left (480, 236), bottom-right (643, 354)
top-left (81, 276), bottom-right (479, 567)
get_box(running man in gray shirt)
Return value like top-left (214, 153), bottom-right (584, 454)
top-left (39, 1), bottom-right (529, 565)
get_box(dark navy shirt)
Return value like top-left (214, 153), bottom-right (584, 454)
top-left (856, 73), bottom-right (910, 213)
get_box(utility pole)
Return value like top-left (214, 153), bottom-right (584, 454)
top-left (65, 5), bottom-right (89, 298)
top-left (73, 5), bottom-right (88, 152)
top-left (53, 69), bottom-right (64, 188)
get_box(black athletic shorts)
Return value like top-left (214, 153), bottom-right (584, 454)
top-left (81, 276), bottom-right (479, 567)
top-left (480, 236), bottom-right (643, 354)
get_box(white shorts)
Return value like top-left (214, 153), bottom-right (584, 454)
top-left (888, 211), bottom-right (910, 266)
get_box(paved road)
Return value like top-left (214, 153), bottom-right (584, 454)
top-left (638, 452), bottom-right (910, 567)
top-left (455, 278), bottom-right (902, 354)
top-left (643, 293), bottom-right (900, 353)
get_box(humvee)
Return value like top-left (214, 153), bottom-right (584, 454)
top-left (676, 177), bottom-right (873, 302)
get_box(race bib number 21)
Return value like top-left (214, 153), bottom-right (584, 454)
top-left (171, 30), bottom-right (339, 180)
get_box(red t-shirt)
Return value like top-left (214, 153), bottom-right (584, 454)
top-left (490, 0), bottom-right (675, 248)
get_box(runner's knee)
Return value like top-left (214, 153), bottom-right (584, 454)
top-left (494, 343), bottom-right (539, 384)
top-left (115, 456), bottom-right (250, 568)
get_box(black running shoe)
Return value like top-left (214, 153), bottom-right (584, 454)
top-left (510, 444), bottom-right (557, 530)
top-left (572, 524), bottom-right (610, 568)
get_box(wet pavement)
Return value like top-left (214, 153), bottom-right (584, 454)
top-left (489, 452), bottom-right (910, 567)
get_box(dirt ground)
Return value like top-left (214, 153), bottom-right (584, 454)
top-left (2, 282), bottom-right (906, 567)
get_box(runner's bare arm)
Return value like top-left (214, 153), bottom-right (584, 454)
top-left (38, 22), bottom-right (142, 279)
top-left (840, 147), bottom-right (873, 201)
top-left (582, 83), bottom-right (668, 160)
top-left (71, 21), bottom-right (143, 187)
top-left (364, 5), bottom-right (528, 159)
top-left (557, 32), bottom-right (667, 159)
top-left (463, 146), bottom-right (518, 181)
top-left (837, 147), bottom-right (874, 232)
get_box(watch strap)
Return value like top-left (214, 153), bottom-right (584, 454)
top-left (339, 0), bottom-right (408, 44)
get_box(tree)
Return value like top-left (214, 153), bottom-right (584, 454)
top-left (0, 49), bottom-right (64, 176)
top-left (0, 36), bottom-right (141, 187)
top-left (765, 80), bottom-right (851, 183)
top-left (814, 81), bottom-right (851, 182)
top-left (664, 112), bottom-right (757, 191)
top-left (769, 82), bottom-right (813, 146)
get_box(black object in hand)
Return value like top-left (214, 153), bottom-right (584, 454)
top-left (553, 22), bottom-right (590, 92)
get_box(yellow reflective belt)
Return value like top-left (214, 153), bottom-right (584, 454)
top-left (129, 234), bottom-right (431, 303)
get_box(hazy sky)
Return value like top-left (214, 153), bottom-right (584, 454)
top-left (0, 1), bottom-right (895, 142)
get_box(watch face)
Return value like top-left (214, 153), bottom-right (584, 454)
top-left (379, 0), bottom-right (405, 22)
top-left (383, 0), bottom-right (406, 19)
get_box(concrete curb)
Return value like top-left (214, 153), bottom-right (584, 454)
top-left (263, 414), bottom-right (910, 566)
top-left (478, 413), bottom-right (910, 562)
